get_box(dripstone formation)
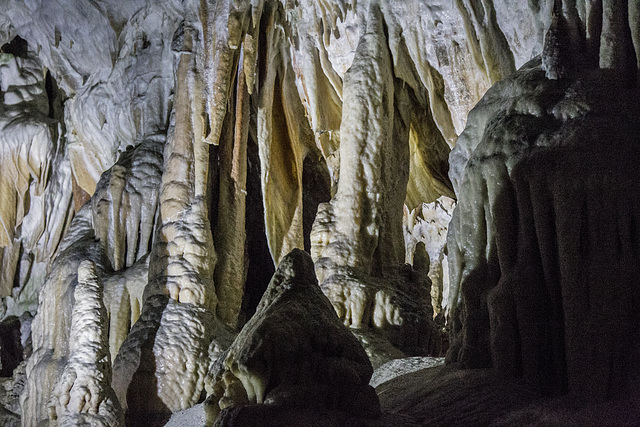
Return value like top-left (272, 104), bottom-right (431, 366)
top-left (210, 249), bottom-right (380, 424)
top-left (0, 0), bottom-right (638, 426)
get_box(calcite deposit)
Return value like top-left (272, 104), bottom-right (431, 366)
top-left (0, 0), bottom-right (638, 425)
top-left (48, 261), bottom-right (123, 427)
top-left (447, 0), bottom-right (640, 399)
top-left (209, 249), bottom-right (380, 422)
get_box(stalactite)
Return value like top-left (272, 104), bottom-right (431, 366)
top-left (288, 0), bottom-right (344, 184)
top-left (455, 0), bottom-right (516, 84)
top-left (0, 243), bottom-right (20, 298)
top-left (256, 6), bottom-right (312, 265)
top-left (0, 43), bottom-right (72, 302)
top-left (599, 0), bottom-right (637, 83)
top-left (5, 0), bottom-right (634, 424)
top-left (214, 46), bottom-right (249, 328)
top-left (201, 0), bottom-right (263, 146)
top-left (91, 139), bottom-right (163, 272)
top-left (0, 54), bottom-right (52, 246)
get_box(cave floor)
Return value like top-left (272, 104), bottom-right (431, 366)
top-left (375, 361), bottom-right (640, 426)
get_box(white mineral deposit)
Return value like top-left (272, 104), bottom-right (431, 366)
top-left (0, 1), bottom-right (636, 426)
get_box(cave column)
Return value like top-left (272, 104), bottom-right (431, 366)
top-left (112, 26), bottom-right (220, 421)
top-left (312, 3), bottom-right (397, 281)
top-left (310, 4), bottom-right (436, 365)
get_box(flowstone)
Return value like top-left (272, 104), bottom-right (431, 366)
top-left (448, 57), bottom-right (640, 397)
top-left (21, 137), bottom-right (163, 425)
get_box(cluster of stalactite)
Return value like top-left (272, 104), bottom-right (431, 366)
top-left (1, 0), bottom-right (477, 422)
top-left (7, 0), bottom-right (637, 424)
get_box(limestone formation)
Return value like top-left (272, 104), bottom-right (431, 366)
top-left (209, 249), bottom-right (380, 422)
top-left (48, 260), bottom-right (123, 427)
top-left (310, 3), bottom-right (440, 364)
top-left (213, 48), bottom-right (250, 328)
top-left (1, 0), bottom-right (640, 425)
top-left (111, 24), bottom-right (223, 423)
top-left (19, 111), bottom-right (164, 426)
top-left (21, 204), bottom-right (108, 426)
top-left (0, 37), bottom-right (72, 320)
top-left (0, 39), bottom-right (54, 249)
top-left (91, 139), bottom-right (163, 272)
top-left (404, 197), bottom-right (456, 318)
top-left (103, 254), bottom-right (149, 361)
top-left (447, 0), bottom-right (640, 398)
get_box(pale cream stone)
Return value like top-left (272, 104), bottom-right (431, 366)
top-left (256, 7), bottom-right (308, 264)
top-left (21, 205), bottom-right (106, 426)
top-left (48, 260), bottom-right (123, 427)
top-left (213, 47), bottom-right (249, 327)
top-left (2, 0), bottom-right (622, 423)
top-left (111, 26), bottom-right (226, 419)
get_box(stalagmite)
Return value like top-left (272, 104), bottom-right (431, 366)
top-left (311, 3), bottom-right (438, 365)
top-left (209, 249), bottom-right (380, 423)
top-left (404, 197), bottom-right (456, 317)
top-left (5, 0), bottom-right (640, 425)
top-left (21, 132), bottom-right (163, 424)
top-left (21, 204), bottom-right (108, 426)
top-left (447, 0), bottom-right (640, 399)
top-left (313, 2), bottom-right (397, 298)
top-left (48, 260), bottom-right (123, 427)
top-left (111, 24), bottom-right (231, 423)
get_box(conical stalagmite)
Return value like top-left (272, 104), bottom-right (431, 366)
top-left (209, 249), bottom-right (380, 424)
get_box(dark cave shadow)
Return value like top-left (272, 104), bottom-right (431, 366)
top-left (123, 295), bottom-right (171, 427)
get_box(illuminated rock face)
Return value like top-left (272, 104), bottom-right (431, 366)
top-left (48, 260), bottom-right (123, 427)
top-left (21, 137), bottom-right (162, 425)
top-left (404, 196), bottom-right (456, 318)
top-left (1, 0), bottom-right (640, 425)
top-left (310, 4), bottom-right (440, 365)
top-left (0, 38), bottom-right (71, 320)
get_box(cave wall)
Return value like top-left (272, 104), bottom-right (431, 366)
top-left (1, 0), bottom-right (638, 424)
top-left (447, 0), bottom-right (640, 400)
